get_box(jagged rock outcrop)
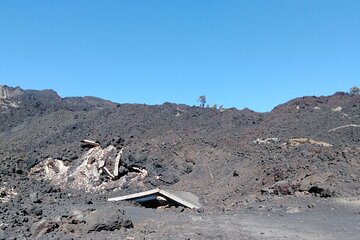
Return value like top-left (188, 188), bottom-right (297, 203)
top-left (0, 85), bottom-right (24, 113)
top-left (0, 85), bottom-right (24, 99)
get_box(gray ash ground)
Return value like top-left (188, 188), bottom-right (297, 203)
top-left (0, 85), bottom-right (359, 239)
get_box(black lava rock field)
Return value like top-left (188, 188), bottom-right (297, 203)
top-left (0, 85), bottom-right (359, 239)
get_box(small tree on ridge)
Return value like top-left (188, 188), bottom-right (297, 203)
top-left (349, 86), bottom-right (360, 95)
top-left (198, 95), bottom-right (206, 107)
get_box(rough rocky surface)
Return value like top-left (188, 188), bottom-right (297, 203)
top-left (0, 85), bottom-right (359, 239)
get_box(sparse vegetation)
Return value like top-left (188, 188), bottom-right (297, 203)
top-left (198, 95), bottom-right (206, 107)
top-left (349, 86), bottom-right (359, 95)
top-left (219, 105), bottom-right (225, 112)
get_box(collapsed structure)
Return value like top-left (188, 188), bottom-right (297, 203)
top-left (108, 188), bottom-right (202, 209)
top-left (29, 139), bottom-right (202, 209)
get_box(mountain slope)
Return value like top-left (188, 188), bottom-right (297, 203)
top-left (0, 85), bottom-right (359, 208)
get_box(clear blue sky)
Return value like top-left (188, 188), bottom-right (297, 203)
top-left (0, 1), bottom-right (359, 112)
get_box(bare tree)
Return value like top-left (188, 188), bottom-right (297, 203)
top-left (349, 86), bottom-right (360, 95)
top-left (198, 95), bottom-right (206, 107)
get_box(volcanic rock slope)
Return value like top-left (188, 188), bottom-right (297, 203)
top-left (0, 85), bottom-right (359, 208)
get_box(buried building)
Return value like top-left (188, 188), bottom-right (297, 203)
top-left (108, 188), bottom-right (202, 209)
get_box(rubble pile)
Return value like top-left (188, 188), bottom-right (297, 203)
top-left (29, 141), bottom-right (148, 192)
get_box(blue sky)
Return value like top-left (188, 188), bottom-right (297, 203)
top-left (0, 0), bottom-right (359, 112)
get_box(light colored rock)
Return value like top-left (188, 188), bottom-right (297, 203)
top-left (286, 207), bottom-right (301, 214)
top-left (332, 106), bottom-right (342, 112)
top-left (29, 158), bottom-right (69, 186)
top-left (253, 138), bottom-right (280, 144)
top-left (286, 137), bottom-right (332, 147)
top-left (0, 85), bottom-right (24, 99)
top-left (328, 124), bottom-right (360, 133)
top-left (29, 145), bottom-right (147, 192)
top-left (113, 148), bottom-right (123, 177)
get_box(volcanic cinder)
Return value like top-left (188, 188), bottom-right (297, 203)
top-left (0, 85), bottom-right (359, 240)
